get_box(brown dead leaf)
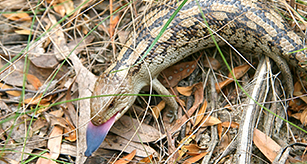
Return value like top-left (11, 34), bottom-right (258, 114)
top-left (31, 118), bottom-right (48, 136)
top-left (114, 149), bottom-right (136, 164)
top-left (177, 85), bottom-right (194, 96)
top-left (253, 128), bottom-right (281, 162)
top-left (111, 115), bottom-right (161, 142)
top-left (294, 81), bottom-right (303, 93)
top-left (227, 64), bottom-right (251, 79)
top-left (47, 114), bottom-right (76, 140)
top-left (109, 15), bottom-right (120, 38)
top-left (49, 125), bottom-right (63, 159)
top-left (27, 74), bottom-right (42, 90)
top-left (224, 104), bottom-right (234, 111)
top-left (291, 109), bottom-right (307, 126)
top-left (189, 82), bottom-right (204, 112)
top-left (36, 153), bottom-right (57, 164)
top-left (0, 82), bottom-right (21, 96)
top-left (63, 0), bottom-right (74, 15)
top-left (52, 0), bottom-right (74, 17)
top-left (14, 29), bottom-right (31, 35)
top-left (139, 154), bottom-right (153, 163)
top-left (30, 54), bottom-right (59, 69)
top-left (160, 56), bottom-right (201, 88)
top-left (217, 123), bottom-right (224, 139)
top-left (54, 4), bottom-right (65, 16)
top-left (194, 100), bottom-right (208, 127)
top-left (3, 12), bottom-right (31, 21)
top-left (221, 122), bottom-right (240, 128)
top-left (49, 109), bottom-right (64, 117)
top-left (24, 94), bottom-right (53, 105)
top-left (178, 98), bottom-right (186, 107)
top-left (216, 64), bottom-right (250, 92)
top-left (182, 151), bottom-right (208, 164)
top-left (170, 83), bottom-right (204, 134)
top-left (152, 100), bottom-right (165, 119)
top-left (101, 134), bottom-right (157, 157)
top-left (293, 82), bottom-right (307, 105)
top-left (295, 92), bottom-right (307, 105)
top-left (199, 115), bottom-right (221, 127)
top-left (203, 56), bottom-right (221, 70)
top-left (178, 135), bottom-right (196, 159)
top-left (289, 98), bottom-right (305, 112)
top-left (65, 83), bottom-right (77, 127)
top-left (183, 144), bottom-right (207, 156)
top-left (63, 117), bottom-right (76, 142)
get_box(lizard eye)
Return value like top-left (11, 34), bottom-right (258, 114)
top-left (109, 102), bottom-right (114, 108)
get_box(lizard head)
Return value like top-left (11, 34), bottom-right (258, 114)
top-left (85, 72), bottom-right (138, 156)
top-left (90, 73), bottom-right (135, 125)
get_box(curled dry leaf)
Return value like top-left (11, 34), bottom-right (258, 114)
top-left (216, 64), bottom-right (250, 93)
top-left (198, 115), bottom-right (221, 127)
top-left (51, 0), bottom-right (74, 17)
top-left (288, 98), bottom-right (305, 112)
top-left (0, 82), bottom-right (21, 96)
top-left (178, 135), bottom-right (196, 159)
top-left (63, 118), bottom-right (77, 142)
top-left (177, 85), bottom-right (194, 96)
top-left (31, 118), bottom-right (48, 136)
top-left (109, 15), bottom-right (120, 38)
top-left (49, 109), bottom-right (64, 117)
top-left (182, 151), bottom-right (208, 164)
top-left (27, 74), bottom-right (42, 90)
top-left (169, 83), bottom-right (204, 134)
top-left (14, 29), bottom-right (31, 35)
top-left (36, 153), bottom-right (57, 164)
top-left (217, 123), bottom-right (223, 139)
top-left (152, 100), bottom-right (166, 119)
top-left (194, 100), bottom-right (208, 127)
top-left (24, 94), bottom-right (53, 105)
top-left (139, 154), bottom-right (153, 163)
top-left (189, 82), bottom-right (204, 116)
top-left (2, 12), bottom-right (31, 21)
top-left (183, 144), bottom-right (207, 156)
top-left (114, 149), bottom-right (136, 164)
top-left (177, 82), bottom-right (204, 112)
top-left (291, 109), bottom-right (307, 126)
top-left (293, 81), bottom-right (307, 105)
top-left (63, 0), bottom-right (74, 15)
top-left (221, 121), bottom-right (240, 129)
top-left (224, 104), bottom-right (234, 111)
top-left (293, 81), bottom-right (303, 93)
top-left (46, 113), bottom-right (76, 141)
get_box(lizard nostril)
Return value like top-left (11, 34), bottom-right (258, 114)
top-left (98, 119), bottom-right (102, 124)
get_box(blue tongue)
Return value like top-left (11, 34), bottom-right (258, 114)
top-left (84, 114), bottom-right (117, 157)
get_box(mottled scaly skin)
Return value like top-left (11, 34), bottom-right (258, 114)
top-left (90, 0), bottom-right (307, 125)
